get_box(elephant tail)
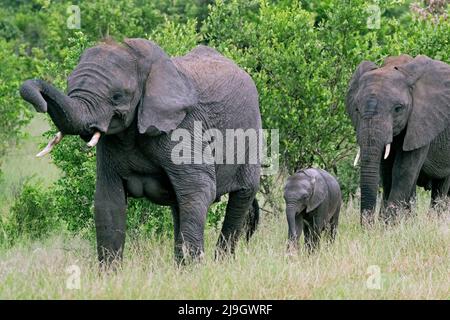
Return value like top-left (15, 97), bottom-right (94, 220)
top-left (245, 198), bottom-right (260, 242)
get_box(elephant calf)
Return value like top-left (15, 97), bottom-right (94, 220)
top-left (284, 168), bottom-right (341, 252)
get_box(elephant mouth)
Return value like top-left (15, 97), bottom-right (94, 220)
top-left (36, 115), bottom-right (124, 158)
top-left (106, 116), bottom-right (125, 134)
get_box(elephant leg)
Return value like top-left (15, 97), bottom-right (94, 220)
top-left (431, 178), bottom-right (449, 209)
top-left (380, 154), bottom-right (394, 214)
top-left (176, 197), bottom-right (211, 264)
top-left (164, 161), bottom-right (216, 264)
top-left (171, 205), bottom-right (183, 262)
top-left (384, 145), bottom-right (429, 222)
top-left (406, 186), bottom-right (417, 216)
top-left (303, 216), bottom-right (320, 252)
top-left (216, 187), bottom-right (257, 257)
top-left (327, 208), bottom-right (340, 243)
top-left (94, 146), bottom-right (127, 268)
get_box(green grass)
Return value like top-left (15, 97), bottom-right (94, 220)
top-left (0, 115), bottom-right (60, 216)
top-left (0, 197), bottom-right (448, 299)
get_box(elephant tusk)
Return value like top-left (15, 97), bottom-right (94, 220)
top-left (87, 131), bottom-right (101, 148)
top-left (384, 144), bottom-right (391, 160)
top-left (36, 132), bottom-right (64, 158)
top-left (353, 148), bottom-right (360, 167)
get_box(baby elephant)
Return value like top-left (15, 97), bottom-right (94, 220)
top-left (284, 168), bottom-right (341, 252)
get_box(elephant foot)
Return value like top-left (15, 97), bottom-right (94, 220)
top-left (174, 243), bottom-right (205, 266)
top-left (286, 240), bottom-right (299, 257)
top-left (98, 251), bottom-right (124, 273)
top-left (360, 212), bottom-right (376, 228)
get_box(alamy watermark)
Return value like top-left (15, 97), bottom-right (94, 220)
top-left (367, 2), bottom-right (381, 29)
top-left (366, 265), bottom-right (382, 290)
top-left (67, 5), bottom-right (81, 29)
top-left (66, 264), bottom-right (81, 290)
top-left (170, 121), bottom-right (279, 175)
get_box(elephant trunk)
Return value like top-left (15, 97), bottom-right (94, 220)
top-left (358, 118), bottom-right (392, 226)
top-left (359, 145), bottom-right (382, 225)
top-left (20, 79), bottom-right (93, 135)
top-left (286, 204), bottom-right (300, 252)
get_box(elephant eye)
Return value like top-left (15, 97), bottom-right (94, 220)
top-left (393, 104), bottom-right (404, 113)
top-left (112, 93), bottom-right (123, 101)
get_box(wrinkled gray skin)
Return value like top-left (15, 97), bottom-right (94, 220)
top-left (347, 55), bottom-right (450, 225)
top-left (284, 168), bottom-right (341, 252)
top-left (20, 39), bottom-right (261, 265)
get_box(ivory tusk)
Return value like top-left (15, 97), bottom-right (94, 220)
top-left (87, 131), bottom-right (101, 148)
top-left (36, 132), bottom-right (64, 158)
top-left (353, 148), bottom-right (360, 167)
top-left (384, 143), bottom-right (391, 159)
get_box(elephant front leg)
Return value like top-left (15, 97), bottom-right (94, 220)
top-left (94, 202), bottom-right (127, 267)
top-left (384, 146), bottom-right (429, 222)
top-left (94, 145), bottom-right (127, 268)
top-left (303, 216), bottom-right (321, 253)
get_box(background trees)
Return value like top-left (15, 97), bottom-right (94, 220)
top-left (0, 0), bottom-right (449, 243)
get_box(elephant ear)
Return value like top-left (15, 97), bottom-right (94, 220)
top-left (397, 56), bottom-right (450, 151)
top-left (346, 61), bottom-right (378, 129)
top-left (124, 38), bottom-right (198, 136)
top-left (306, 172), bottom-right (327, 213)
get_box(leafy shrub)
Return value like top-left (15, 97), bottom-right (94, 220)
top-left (5, 180), bottom-right (62, 244)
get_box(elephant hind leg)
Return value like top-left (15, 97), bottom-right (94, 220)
top-left (244, 198), bottom-right (260, 242)
top-left (327, 208), bottom-right (340, 243)
top-left (171, 205), bottom-right (183, 263)
top-left (431, 177), bottom-right (450, 211)
top-left (215, 187), bottom-right (258, 258)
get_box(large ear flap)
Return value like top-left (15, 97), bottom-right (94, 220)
top-left (346, 61), bottom-right (378, 129)
top-left (306, 174), bottom-right (327, 213)
top-left (397, 56), bottom-right (450, 151)
top-left (123, 38), bottom-right (198, 135)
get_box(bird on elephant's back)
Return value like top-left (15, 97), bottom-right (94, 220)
top-left (19, 38), bottom-right (262, 266)
top-left (347, 54), bottom-right (450, 225)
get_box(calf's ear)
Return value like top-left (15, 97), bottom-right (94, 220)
top-left (306, 176), bottom-right (326, 213)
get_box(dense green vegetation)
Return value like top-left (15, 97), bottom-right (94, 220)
top-left (0, 0), bottom-right (449, 248)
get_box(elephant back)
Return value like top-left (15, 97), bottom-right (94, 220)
top-left (172, 46), bottom-right (259, 116)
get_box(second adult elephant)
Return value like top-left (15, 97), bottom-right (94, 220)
top-left (20, 39), bottom-right (262, 265)
top-left (347, 55), bottom-right (450, 224)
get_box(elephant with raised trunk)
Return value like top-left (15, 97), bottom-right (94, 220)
top-left (347, 55), bottom-right (450, 225)
top-left (20, 39), bottom-right (262, 265)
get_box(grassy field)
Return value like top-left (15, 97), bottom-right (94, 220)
top-left (0, 197), bottom-right (448, 299)
top-left (0, 116), bottom-right (448, 299)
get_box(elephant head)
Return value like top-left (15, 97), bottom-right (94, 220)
top-left (20, 38), bottom-right (198, 155)
top-left (346, 55), bottom-right (450, 223)
top-left (284, 170), bottom-right (326, 248)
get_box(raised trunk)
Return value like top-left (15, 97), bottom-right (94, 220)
top-left (20, 79), bottom-right (91, 135)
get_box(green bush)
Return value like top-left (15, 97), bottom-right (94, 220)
top-left (4, 180), bottom-right (62, 244)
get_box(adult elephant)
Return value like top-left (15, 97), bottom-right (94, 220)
top-left (346, 55), bottom-right (450, 225)
top-left (20, 39), bottom-right (261, 265)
